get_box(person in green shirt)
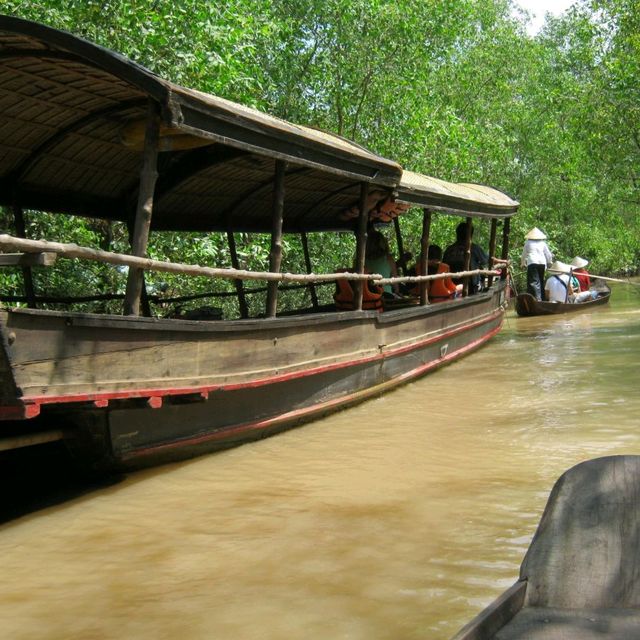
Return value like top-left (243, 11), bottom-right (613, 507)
top-left (364, 230), bottom-right (399, 297)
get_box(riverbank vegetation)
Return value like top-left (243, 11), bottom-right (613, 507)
top-left (1, 0), bottom-right (638, 313)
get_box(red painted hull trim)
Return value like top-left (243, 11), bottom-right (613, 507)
top-left (1, 308), bottom-right (503, 420)
top-left (123, 320), bottom-right (502, 461)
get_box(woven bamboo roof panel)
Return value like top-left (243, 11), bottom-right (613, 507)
top-left (0, 15), bottom-right (407, 232)
top-left (396, 170), bottom-right (519, 218)
top-left (0, 15), bottom-right (518, 233)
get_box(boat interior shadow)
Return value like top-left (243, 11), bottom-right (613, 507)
top-left (0, 442), bottom-right (124, 525)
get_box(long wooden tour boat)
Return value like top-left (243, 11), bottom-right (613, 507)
top-left (0, 16), bottom-right (518, 470)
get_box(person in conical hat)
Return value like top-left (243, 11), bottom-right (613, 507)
top-left (545, 261), bottom-right (574, 302)
top-left (570, 256), bottom-right (589, 268)
top-left (570, 256), bottom-right (590, 291)
top-left (525, 227), bottom-right (547, 240)
top-left (545, 261), bottom-right (595, 303)
top-left (547, 260), bottom-right (571, 274)
top-left (521, 227), bottom-right (553, 301)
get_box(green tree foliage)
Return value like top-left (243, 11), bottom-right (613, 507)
top-left (1, 0), bottom-right (638, 315)
top-left (507, 1), bottom-right (639, 277)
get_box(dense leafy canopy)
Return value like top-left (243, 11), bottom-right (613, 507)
top-left (1, 0), bottom-right (638, 315)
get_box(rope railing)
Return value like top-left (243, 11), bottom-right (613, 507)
top-left (0, 234), bottom-right (507, 288)
top-left (0, 234), bottom-right (376, 283)
top-left (376, 268), bottom-right (502, 286)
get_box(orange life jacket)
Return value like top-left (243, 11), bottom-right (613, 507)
top-left (411, 262), bottom-right (457, 301)
top-left (334, 270), bottom-right (383, 311)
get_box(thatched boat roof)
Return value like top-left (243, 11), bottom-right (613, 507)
top-left (396, 170), bottom-right (519, 218)
top-left (0, 15), bottom-right (518, 233)
top-left (0, 15), bottom-right (403, 233)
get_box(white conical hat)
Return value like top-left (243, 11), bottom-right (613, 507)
top-left (548, 261), bottom-right (571, 274)
top-left (570, 256), bottom-right (589, 268)
top-left (525, 227), bottom-right (547, 240)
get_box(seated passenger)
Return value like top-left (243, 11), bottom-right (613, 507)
top-left (412, 244), bottom-right (462, 301)
top-left (545, 261), bottom-right (596, 303)
top-left (396, 251), bottom-right (414, 275)
top-left (443, 221), bottom-right (488, 294)
top-left (397, 251), bottom-right (416, 295)
top-left (364, 230), bottom-right (400, 298)
top-left (334, 269), bottom-right (382, 311)
top-left (570, 256), bottom-right (591, 291)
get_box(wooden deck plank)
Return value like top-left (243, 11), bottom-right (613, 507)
top-left (495, 607), bottom-right (640, 639)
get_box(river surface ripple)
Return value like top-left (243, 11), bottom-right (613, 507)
top-left (1, 284), bottom-right (639, 639)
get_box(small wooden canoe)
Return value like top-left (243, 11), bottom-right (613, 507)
top-left (452, 455), bottom-right (640, 639)
top-left (515, 285), bottom-right (611, 317)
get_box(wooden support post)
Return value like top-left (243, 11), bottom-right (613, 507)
top-left (501, 218), bottom-right (511, 281)
top-left (393, 217), bottom-right (405, 275)
top-left (487, 218), bottom-right (498, 288)
top-left (420, 209), bottom-right (432, 306)
top-left (12, 204), bottom-right (36, 308)
top-left (124, 218), bottom-right (152, 317)
top-left (266, 160), bottom-right (286, 318)
top-left (227, 231), bottom-right (249, 319)
top-left (301, 232), bottom-right (318, 310)
top-left (462, 217), bottom-right (473, 297)
top-left (140, 272), bottom-right (152, 317)
top-left (123, 100), bottom-right (160, 316)
top-left (353, 181), bottom-right (370, 311)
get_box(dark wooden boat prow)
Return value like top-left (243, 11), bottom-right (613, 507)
top-left (515, 284), bottom-right (611, 317)
top-left (452, 455), bottom-right (640, 639)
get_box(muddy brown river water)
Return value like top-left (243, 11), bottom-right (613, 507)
top-left (1, 283), bottom-right (639, 639)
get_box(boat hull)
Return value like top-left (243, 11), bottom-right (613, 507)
top-left (514, 288), bottom-right (610, 317)
top-left (0, 283), bottom-right (508, 469)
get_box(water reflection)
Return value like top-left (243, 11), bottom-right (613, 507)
top-left (0, 285), bottom-right (639, 639)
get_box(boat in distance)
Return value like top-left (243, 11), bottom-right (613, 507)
top-left (451, 455), bottom-right (640, 639)
top-left (514, 284), bottom-right (611, 317)
top-left (0, 15), bottom-right (518, 471)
